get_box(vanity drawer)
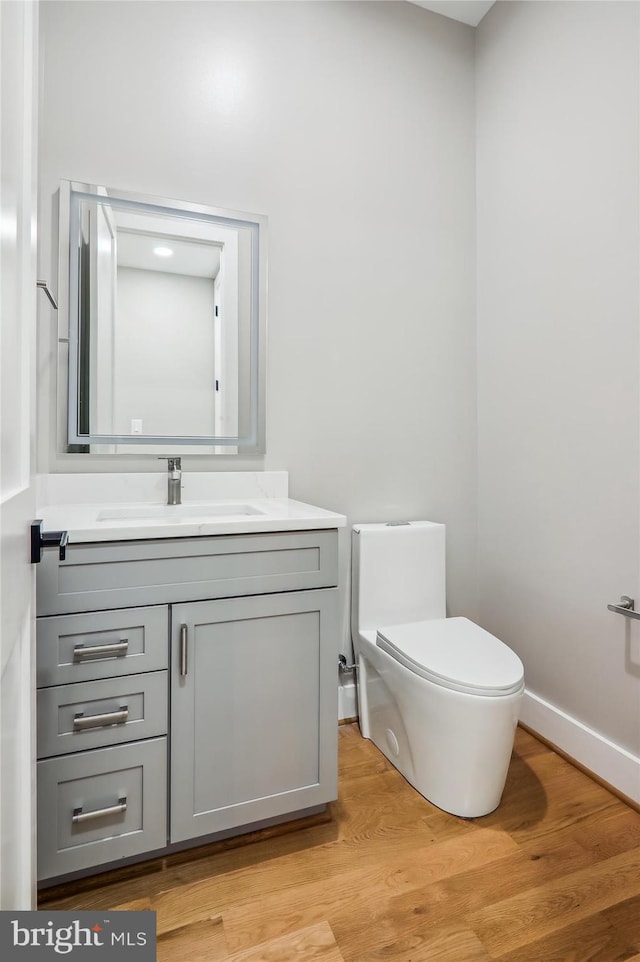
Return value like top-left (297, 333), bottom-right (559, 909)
top-left (36, 606), bottom-right (168, 687)
top-left (37, 671), bottom-right (168, 759)
top-left (36, 530), bottom-right (339, 615)
top-left (37, 737), bottom-right (167, 882)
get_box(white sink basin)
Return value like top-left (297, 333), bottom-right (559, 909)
top-left (97, 503), bottom-right (266, 522)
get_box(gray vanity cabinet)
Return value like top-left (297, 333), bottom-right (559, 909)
top-left (36, 529), bottom-right (339, 882)
top-left (170, 589), bottom-right (338, 842)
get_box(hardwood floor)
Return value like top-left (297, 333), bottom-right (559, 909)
top-left (39, 724), bottom-right (640, 961)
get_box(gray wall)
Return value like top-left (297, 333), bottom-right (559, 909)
top-left (476, 0), bottom-right (640, 788)
top-left (38, 1), bottom-right (478, 648)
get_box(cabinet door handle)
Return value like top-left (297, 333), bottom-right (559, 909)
top-left (73, 706), bottom-right (129, 730)
top-left (180, 624), bottom-right (188, 676)
top-left (73, 639), bottom-right (129, 660)
top-left (72, 796), bottom-right (127, 824)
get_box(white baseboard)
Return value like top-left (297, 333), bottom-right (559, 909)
top-left (338, 678), bottom-right (358, 721)
top-left (520, 689), bottom-right (640, 805)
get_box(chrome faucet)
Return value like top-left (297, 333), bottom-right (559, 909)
top-left (164, 457), bottom-right (182, 505)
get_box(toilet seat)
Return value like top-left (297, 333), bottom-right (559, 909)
top-left (376, 617), bottom-right (524, 697)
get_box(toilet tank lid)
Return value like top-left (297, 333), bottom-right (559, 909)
top-left (376, 617), bottom-right (524, 697)
top-left (352, 521), bottom-right (444, 531)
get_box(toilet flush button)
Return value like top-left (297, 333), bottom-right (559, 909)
top-left (385, 729), bottom-right (400, 757)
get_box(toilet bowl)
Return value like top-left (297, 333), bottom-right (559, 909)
top-left (351, 522), bottom-right (524, 818)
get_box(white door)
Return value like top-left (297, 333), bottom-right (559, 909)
top-left (213, 272), bottom-right (223, 436)
top-left (0, 0), bottom-right (39, 909)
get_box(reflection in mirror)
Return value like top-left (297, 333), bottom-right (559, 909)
top-left (64, 182), bottom-right (266, 454)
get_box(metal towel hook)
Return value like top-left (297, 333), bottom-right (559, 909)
top-left (606, 595), bottom-right (640, 620)
top-left (37, 280), bottom-right (58, 310)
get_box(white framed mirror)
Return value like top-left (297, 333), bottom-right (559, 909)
top-left (62, 181), bottom-right (266, 455)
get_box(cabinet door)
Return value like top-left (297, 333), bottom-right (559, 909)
top-left (37, 671), bottom-right (168, 758)
top-left (36, 606), bottom-right (168, 687)
top-left (170, 589), bottom-right (338, 843)
top-left (37, 737), bottom-right (167, 881)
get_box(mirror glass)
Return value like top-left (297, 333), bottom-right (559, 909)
top-left (65, 182), bottom-right (266, 454)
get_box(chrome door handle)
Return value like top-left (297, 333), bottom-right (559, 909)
top-left (607, 595), bottom-right (640, 620)
top-left (30, 520), bottom-right (69, 562)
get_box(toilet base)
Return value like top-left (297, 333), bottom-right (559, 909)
top-left (356, 637), bottom-right (523, 818)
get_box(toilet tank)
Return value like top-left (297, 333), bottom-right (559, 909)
top-left (351, 522), bottom-right (446, 636)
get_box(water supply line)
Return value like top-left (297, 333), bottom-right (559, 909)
top-left (338, 654), bottom-right (357, 673)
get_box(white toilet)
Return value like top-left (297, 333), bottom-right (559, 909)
top-left (351, 521), bottom-right (524, 818)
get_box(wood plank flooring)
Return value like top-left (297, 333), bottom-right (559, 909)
top-left (39, 724), bottom-right (640, 961)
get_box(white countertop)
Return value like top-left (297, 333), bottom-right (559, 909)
top-left (36, 472), bottom-right (346, 543)
top-left (38, 497), bottom-right (346, 543)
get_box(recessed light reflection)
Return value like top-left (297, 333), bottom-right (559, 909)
top-left (153, 246), bottom-right (173, 257)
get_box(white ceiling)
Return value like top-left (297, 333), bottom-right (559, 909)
top-left (410, 1), bottom-right (496, 27)
top-left (117, 231), bottom-right (221, 279)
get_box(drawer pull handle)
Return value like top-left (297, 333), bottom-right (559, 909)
top-left (72, 796), bottom-right (127, 825)
top-left (73, 639), bottom-right (129, 660)
top-left (73, 706), bottom-right (129, 730)
top-left (180, 624), bottom-right (188, 677)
